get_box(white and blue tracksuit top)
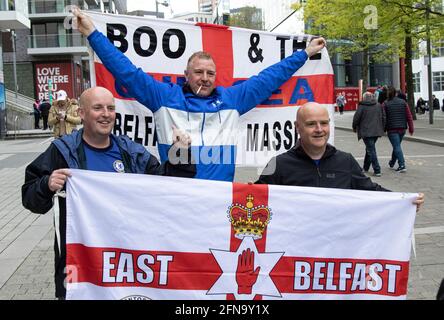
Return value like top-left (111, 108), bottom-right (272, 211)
top-left (88, 30), bottom-right (309, 182)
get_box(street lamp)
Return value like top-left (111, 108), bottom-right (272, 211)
top-left (155, 0), bottom-right (169, 19)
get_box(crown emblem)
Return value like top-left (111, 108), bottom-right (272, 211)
top-left (227, 195), bottom-right (272, 240)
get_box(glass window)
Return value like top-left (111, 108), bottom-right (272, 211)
top-left (46, 22), bottom-right (58, 47)
top-left (413, 72), bottom-right (420, 93)
top-left (433, 72), bottom-right (444, 91)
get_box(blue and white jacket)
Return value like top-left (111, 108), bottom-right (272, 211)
top-left (88, 30), bottom-right (309, 181)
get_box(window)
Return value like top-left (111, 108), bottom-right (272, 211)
top-left (432, 41), bottom-right (444, 58)
top-left (31, 22), bottom-right (72, 48)
top-left (433, 72), bottom-right (444, 92)
top-left (413, 72), bottom-right (421, 93)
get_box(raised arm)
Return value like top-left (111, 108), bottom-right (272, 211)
top-left (72, 7), bottom-right (174, 112)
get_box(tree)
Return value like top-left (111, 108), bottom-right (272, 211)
top-left (378, 0), bottom-right (443, 118)
top-left (227, 6), bottom-right (264, 31)
top-left (302, 0), bottom-right (443, 118)
top-left (302, 0), bottom-right (398, 92)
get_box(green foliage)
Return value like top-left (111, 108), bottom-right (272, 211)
top-left (302, 0), bottom-right (443, 56)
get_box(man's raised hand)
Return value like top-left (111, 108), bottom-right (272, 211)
top-left (71, 6), bottom-right (96, 37)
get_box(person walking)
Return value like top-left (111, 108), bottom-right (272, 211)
top-left (377, 86), bottom-right (388, 104)
top-left (416, 97), bottom-right (425, 114)
top-left (384, 86), bottom-right (414, 173)
top-left (352, 92), bottom-right (385, 176)
top-left (32, 99), bottom-right (41, 129)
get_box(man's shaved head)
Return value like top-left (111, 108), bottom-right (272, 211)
top-left (78, 86), bottom-right (116, 148)
top-left (296, 102), bottom-right (329, 125)
top-left (79, 86), bottom-right (114, 109)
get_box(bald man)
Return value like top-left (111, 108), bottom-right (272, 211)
top-left (22, 86), bottom-right (195, 299)
top-left (256, 103), bottom-right (424, 210)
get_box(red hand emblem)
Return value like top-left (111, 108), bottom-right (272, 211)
top-left (235, 248), bottom-right (261, 294)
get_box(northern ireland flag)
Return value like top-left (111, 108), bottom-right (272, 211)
top-left (65, 170), bottom-right (417, 300)
top-left (86, 12), bottom-right (334, 167)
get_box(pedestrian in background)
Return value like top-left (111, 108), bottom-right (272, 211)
top-left (32, 99), bottom-right (41, 129)
top-left (352, 92), bottom-right (385, 177)
top-left (48, 90), bottom-right (81, 138)
top-left (416, 97), bottom-right (426, 114)
top-left (397, 90), bottom-right (407, 101)
top-left (255, 102), bottom-right (424, 214)
top-left (384, 86), bottom-right (414, 173)
top-left (377, 86), bottom-right (388, 104)
top-left (336, 92), bottom-right (346, 115)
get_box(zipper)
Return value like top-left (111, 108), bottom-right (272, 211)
top-left (201, 112), bottom-right (206, 146)
top-left (316, 163), bottom-right (321, 187)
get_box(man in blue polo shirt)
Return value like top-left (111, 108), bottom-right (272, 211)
top-left (22, 86), bottom-right (195, 299)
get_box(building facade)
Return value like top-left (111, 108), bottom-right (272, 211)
top-left (0, 0), bottom-right (30, 137)
top-left (413, 40), bottom-right (444, 105)
top-left (1, 0), bottom-right (126, 102)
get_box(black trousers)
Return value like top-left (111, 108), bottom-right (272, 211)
top-left (34, 113), bottom-right (40, 129)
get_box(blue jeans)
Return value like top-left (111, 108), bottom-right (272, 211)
top-left (363, 137), bottom-right (380, 173)
top-left (387, 132), bottom-right (405, 168)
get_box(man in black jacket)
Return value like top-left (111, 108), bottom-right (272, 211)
top-left (39, 99), bottom-right (51, 130)
top-left (22, 86), bottom-right (195, 299)
top-left (256, 103), bottom-right (424, 207)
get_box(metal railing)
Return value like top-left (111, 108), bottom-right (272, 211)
top-left (28, 33), bottom-right (86, 49)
